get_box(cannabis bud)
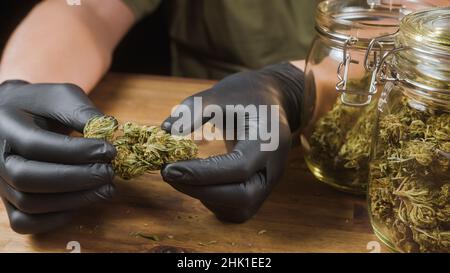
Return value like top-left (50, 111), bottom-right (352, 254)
top-left (306, 75), bottom-right (377, 193)
top-left (84, 116), bottom-right (198, 180)
top-left (369, 97), bottom-right (450, 253)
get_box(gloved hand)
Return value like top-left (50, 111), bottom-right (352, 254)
top-left (161, 63), bottom-right (315, 223)
top-left (0, 80), bottom-right (116, 234)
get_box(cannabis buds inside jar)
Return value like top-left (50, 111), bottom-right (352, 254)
top-left (301, 0), bottom-right (438, 194)
top-left (366, 7), bottom-right (450, 253)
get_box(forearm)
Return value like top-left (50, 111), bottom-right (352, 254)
top-left (0, 0), bottom-right (134, 93)
top-left (290, 60), bottom-right (305, 71)
top-left (290, 59), bottom-right (338, 132)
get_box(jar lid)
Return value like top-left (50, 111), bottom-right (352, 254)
top-left (316, 0), bottom-right (440, 48)
top-left (399, 7), bottom-right (450, 54)
top-left (390, 8), bottom-right (450, 112)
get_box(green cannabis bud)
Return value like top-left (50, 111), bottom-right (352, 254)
top-left (83, 116), bottom-right (198, 180)
top-left (306, 75), bottom-right (377, 193)
top-left (369, 96), bottom-right (450, 253)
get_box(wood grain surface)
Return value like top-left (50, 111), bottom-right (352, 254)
top-left (0, 73), bottom-right (387, 253)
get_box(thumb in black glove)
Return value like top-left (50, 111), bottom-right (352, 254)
top-left (160, 63), bottom-right (315, 223)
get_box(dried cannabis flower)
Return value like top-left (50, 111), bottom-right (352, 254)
top-left (83, 115), bottom-right (118, 142)
top-left (307, 75), bottom-right (377, 192)
top-left (369, 97), bottom-right (450, 253)
top-left (84, 116), bottom-right (198, 180)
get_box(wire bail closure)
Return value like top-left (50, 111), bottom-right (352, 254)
top-left (364, 31), bottom-right (402, 81)
top-left (336, 31), bottom-right (404, 107)
top-left (336, 36), bottom-right (386, 107)
top-left (336, 37), bottom-right (369, 107)
top-left (363, 31), bottom-right (450, 97)
top-left (364, 31), bottom-right (416, 92)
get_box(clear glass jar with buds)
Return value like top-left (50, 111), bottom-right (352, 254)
top-left (366, 7), bottom-right (450, 253)
top-left (302, 0), bottom-right (438, 194)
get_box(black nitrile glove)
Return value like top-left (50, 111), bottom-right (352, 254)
top-left (161, 63), bottom-right (315, 223)
top-left (0, 80), bottom-right (116, 234)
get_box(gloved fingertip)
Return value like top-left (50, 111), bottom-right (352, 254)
top-left (161, 119), bottom-right (173, 133)
top-left (92, 141), bottom-right (116, 162)
top-left (0, 79), bottom-right (29, 86)
top-left (104, 142), bottom-right (117, 160)
top-left (161, 164), bottom-right (184, 183)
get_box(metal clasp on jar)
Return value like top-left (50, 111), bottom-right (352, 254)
top-left (335, 31), bottom-right (399, 107)
top-left (336, 31), bottom-right (402, 107)
top-left (336, 37), bottom-right (368, 107)
top-left (364, 31), bottom-right (400, 81)
top-left (335, 35), bottom-right (388, 107)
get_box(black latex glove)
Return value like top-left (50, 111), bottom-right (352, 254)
top-left (161, 63), bottom-right (315, 223)
top-left (0, 80), bottom-right (116, 234)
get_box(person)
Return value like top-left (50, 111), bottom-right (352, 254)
top-left (0, 0), bottom-right (319, 234)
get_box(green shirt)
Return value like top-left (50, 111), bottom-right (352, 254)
top-left (122, 0), bottom-right (317, 79)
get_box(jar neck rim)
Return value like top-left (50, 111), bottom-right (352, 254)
top-left (390, 8), bottom-right (450, 91)
top-left (315, 0), bottom-right (436, 47)
top-left (398, 7), bottom-right (450, 54)
top-left (315, 26), bottom-right (373, 48)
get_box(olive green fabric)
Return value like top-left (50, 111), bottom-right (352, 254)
top-left (121, 0), bottom-right (161, 21)
top-left (122, 0), bottom-right (317, 79)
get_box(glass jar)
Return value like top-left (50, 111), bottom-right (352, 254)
top-left (302, 0), bottom-right (439, 194)
top-left (367, 7), bottom-right (450, 253)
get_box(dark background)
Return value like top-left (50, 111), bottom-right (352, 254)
top-left (0, 0), bottom-right (171, 75)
